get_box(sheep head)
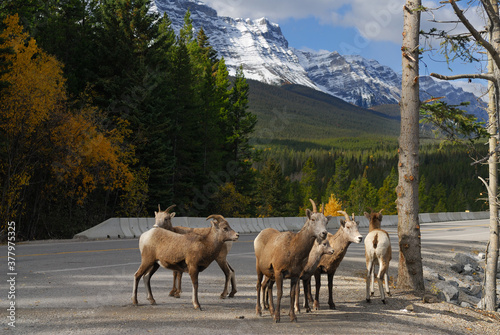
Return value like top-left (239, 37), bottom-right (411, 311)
top-left (305, 199), bottom-right (330, 240)
top-left (364, 208), bottom-right (384, 231)
top-left (154, 204), bottom-right (176, 229)
top-left (206, 214), bottom-right (239, 242)
top-left (338, 210), bottom-right (363, 244)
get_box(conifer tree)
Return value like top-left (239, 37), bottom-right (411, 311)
top-left (256, 159), bottom-right (288, 217)
top-left (226, 65), bottom-right (257, 194)
top-left (377, 167), bottom-right (398, 214)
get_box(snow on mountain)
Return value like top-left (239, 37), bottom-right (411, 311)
top-left (152, 0), bottom-right (487, 120)
top-left (152, 0), bottom-right (317, 88)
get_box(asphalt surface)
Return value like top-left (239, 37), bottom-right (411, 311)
top-left (1, 219), bottom-right (497, 334)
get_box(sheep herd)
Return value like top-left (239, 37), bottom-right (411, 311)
top-left (131, 200), bottom-right (392, 323)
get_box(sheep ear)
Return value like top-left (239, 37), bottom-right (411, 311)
top-left (364, 212), bottom-right (370, 219)
top-left (340, 219), bottom-right (346, 227)
top-left (154, 211), bottom-right (158, 216)
top-left (211, 220), bottom-right (219, 228)
top-left (171, 212), bottom-right (176, 219)
top-left (326, 215), bottom-right (333, 222)
top-left (306, 208), bottom-right (312, 219)
top-left (379, 214), bottom-right (383, 220)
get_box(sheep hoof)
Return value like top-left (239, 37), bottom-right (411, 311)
top-left (228, 290), bottom-right (237, 298)
top-left (220, 293), bottom-right (227, 299)
top-left (328, 303), bottom-right (336, 310)
top-left (148, 299), bottom-right (156, 305)
top-left (382, 299), bottom-right (386, 304)
top-left (366, 299), bottom-right (371, 303)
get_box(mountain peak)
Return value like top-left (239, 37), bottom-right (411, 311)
top-left (153, 0), bottom-right (487, 119)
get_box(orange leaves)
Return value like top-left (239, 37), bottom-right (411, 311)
top-left (0, 14), bottom-right (66, 138)
top-left (50, 107), bottom-right (134, 205)
top-left (322, 194), bottom-right (344, 217)
top-left (0, 14), bottom-right (135, 214)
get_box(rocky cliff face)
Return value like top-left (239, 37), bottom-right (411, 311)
top-left (152, 0), bottom-right (487, 119)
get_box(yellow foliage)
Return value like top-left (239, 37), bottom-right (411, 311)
top-left (322, 194), bottom-right (344, 217)
top-left (0, 15), bottom-right (135, 224)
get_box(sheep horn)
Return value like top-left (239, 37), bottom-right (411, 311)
top-left (165, 204), bottom-right (176, 213)
top-left (309, 199), bottom-right (317, 213)
top-left (351, 213), bottom-right (355, 221)
top-left (379, 209), bottom-right (384, 214)
top-left (337, 211), bottom-right (350, 221)
top-left (206, 214), bottom-right (225, 223)
top-left (158, 204), bottom-right (161, 212)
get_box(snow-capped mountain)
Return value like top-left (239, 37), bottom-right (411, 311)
top-left (152, 0), bottom-right (487, 120)
top-left (151, 0), bottom-right (316, 88)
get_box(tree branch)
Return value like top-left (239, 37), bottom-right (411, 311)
top-left (430, 72), bottom-right (496, 81)
top-left (480, 0), bottom-right (500, 29)
top-left (448, 0), bottom-right (500, 70)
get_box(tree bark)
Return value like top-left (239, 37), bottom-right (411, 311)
top-left (396, 0), bottom-right (425, 292)
top-left (482, 1), bottom-right (499, 310)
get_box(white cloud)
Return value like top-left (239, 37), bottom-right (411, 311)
top-left (202, 0), bottom-right (488, 46)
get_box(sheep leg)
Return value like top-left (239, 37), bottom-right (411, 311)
top-left (293, 279), bottom-right (300, 314)
top-left (304, 278), bottom-right (313, 312)
top-left (169, 271), bottom-right (182, 298)
top-left (216, 257), bottom-right (236, 299)
top-left (366, 259), bottom-right (374, 303)
top-left (261, 276), bottom-right (270, 310)
top-left (255, 270), bottom-right (263, 316)
top-left (327, 272), bottom-right (336, 310)
top-left (383, 271), bottom-right (391, 296)
top-left (378, 260), bottom-right (389, 304)
top-left (188, 267), bottom-right (202, 310)
top-left (313, 271), bottom-right (321, 310)
top-left (267, 279), bottom-right (275, 315)
top-left (143, 262), bottom-right (160, 305)
top-left (132, 261), bottom-right (155, 306)
top-left (274, 273), bottom-right (283, 323)
top-left (289, 277), bottom-right (298, 322)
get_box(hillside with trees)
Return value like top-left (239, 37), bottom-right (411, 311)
top-left (0, 0), bottom-right (487, 240)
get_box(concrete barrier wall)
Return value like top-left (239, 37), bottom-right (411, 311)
top-left (73, 211), bottom-right (489, 240)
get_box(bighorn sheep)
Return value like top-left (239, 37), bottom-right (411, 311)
top-left (294, 238), bottom-right (334, 313)
top-left (262, 237), bottom-right (334, 314)
top-left (307, 210), bottom-right (363, 310)
top-left (154, 205), bottom-right (237, 299)
top-left (364, 209), bottom-right (391, 303)
top-left (254, 199), bottom-right (330, 323)
top-left (132, 215), bottom-right (239, 310)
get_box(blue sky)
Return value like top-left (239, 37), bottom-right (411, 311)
top-left (202, 0), bottom-right (490, 95)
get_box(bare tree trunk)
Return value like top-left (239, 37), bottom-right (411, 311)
top-left (482, 5), bottom-right (499, 310)
top-left (396, 0), bottom-right (425, 292)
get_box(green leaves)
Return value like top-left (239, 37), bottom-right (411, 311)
top-left (419, 99), bottom-right (489, 144)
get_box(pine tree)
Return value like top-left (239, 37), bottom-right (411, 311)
top-left (300, 157), bottom-right (320, 211)
top-left (324, 157), bottom-right (350, 203)
top-left (225, 65), bottom-right (257, 194)
top-left (377, 167), bottom-right (398, 214)
top-left (256, 159), bottom-right (288, 217)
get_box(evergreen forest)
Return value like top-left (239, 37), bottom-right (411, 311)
top-left (0, 0), bottom-right (489, 240)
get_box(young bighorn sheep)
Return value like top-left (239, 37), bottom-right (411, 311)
top-left (154, 205), bottom-right (237, 299)
top-left (364, 209), bottom-right (391, 303)
top-left (307, 210), bottom-right (363, 310)
top-left (262, 237), bottom-right (334, 314)
top-left (132, 215), bottom-right (239, 310)
top-left (254, 199), bottom-right (330, 323)
top-left (293, 238), bottom-right (334, 313)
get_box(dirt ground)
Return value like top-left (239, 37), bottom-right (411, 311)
top-left (6, 239), bottom-right (500, 335)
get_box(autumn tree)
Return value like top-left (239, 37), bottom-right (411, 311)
top-left (0, 14), bottom-right (134, 238)
top-left (322, 194), bottom-right (343, 217)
